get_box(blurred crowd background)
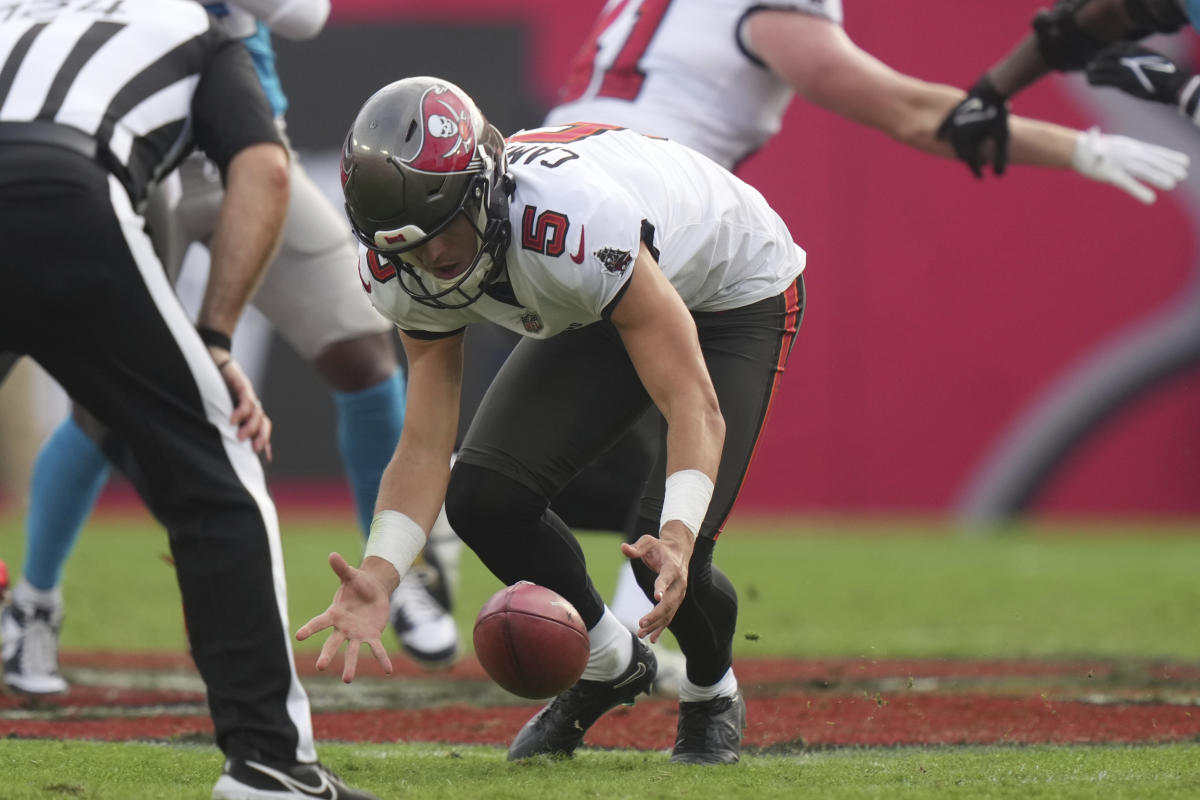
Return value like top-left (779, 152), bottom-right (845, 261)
top-left (1, 0), bottom-right (1198, 520)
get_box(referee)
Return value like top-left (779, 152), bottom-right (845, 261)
top-left (0, 2), bottom-right (377, 798)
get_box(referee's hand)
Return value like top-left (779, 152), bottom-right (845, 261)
top-left (213, 351), bottom-right (273, 462)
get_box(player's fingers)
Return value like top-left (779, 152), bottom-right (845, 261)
top-left (295, 611), bottom-right (331, 641)
top-left (653, 573), bottom-right (671, 603)
top-left (328, 552), bottom-right (354, 581)
top-left (1112, 172), bottom-right (1155, 204)
top-left (1128, 157), bottom-right (1186, 189)
top-left (341, 641), bottom-right (360, 684)
top-left (368, 639), bottom-right (393, 676)
top-left (315, 629), bottom-right (345, 671)
top-left (994, 126), bottom-right (1009, 176)
top-left (638, 600), bottom-right (676, 642)
top-left (250, 410), bottom-right (271, 454)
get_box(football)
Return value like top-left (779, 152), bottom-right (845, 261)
top-left (472, 581), bottom-right (590, 699)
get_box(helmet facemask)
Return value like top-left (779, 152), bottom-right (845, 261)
top-left (372, 169), bottom-right (508, 309)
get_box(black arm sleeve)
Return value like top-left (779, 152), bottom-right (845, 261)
top-left (190, 38), bottom-right (283, 178)
top-left (1124, 0), bottom-right (1188, 32)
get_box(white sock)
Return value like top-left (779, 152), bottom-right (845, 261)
top-left (678, 667), bottom-right (738, 702)
top-left (610, 561), bottom-right (653, 633)
top-left (580, 608), bottom-right (634, 682)
top-left (14, 576), bottom-right (61, 607)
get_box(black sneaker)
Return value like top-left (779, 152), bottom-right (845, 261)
top-left (669, 692), bottom-right (747, 765)
top-left (211, 757), bottom-right (380, 799)
top-left (507, 634), bottom-right (657, 760)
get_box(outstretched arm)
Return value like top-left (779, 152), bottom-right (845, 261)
top-left (932, 0), bottom-right (1190, 177)
top-left (746, 9), bottom-right (1188, 200)
top-left (610, 243), bottom-right (724, 642)
top-left (297, 329), bottom-right (465, 681)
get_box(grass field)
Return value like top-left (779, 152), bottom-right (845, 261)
top-left (2, 507), bottom-right (1200, 798)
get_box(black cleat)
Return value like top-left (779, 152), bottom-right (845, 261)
top-left (507, 635), bottom-right (657, 760)
top-left (211, 756), bottom-right (381, 799)
top-left (669, 692), bottom-right (747, 765)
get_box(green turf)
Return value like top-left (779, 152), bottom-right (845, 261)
top-left (4, 511), bottom-right (1200, 797)
top-left (1, 511), bottom-right (1199, 660)
top-left (2, 739), bottom-right (1200, 799)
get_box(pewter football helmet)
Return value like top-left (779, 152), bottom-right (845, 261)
top-left (341, 76), bottom-right (512, 308)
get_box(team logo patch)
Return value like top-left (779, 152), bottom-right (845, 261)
top-left (409, 85), bottom-right (477, 172)
top-left (594, 247), bottom-right (632, 275)
top-left (520, 311), bottom-right (543, 333)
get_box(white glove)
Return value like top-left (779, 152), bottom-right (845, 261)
top-left (1072, 127), bottom-right (1190, 205)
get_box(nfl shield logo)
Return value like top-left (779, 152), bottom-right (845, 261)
top-left (520, 311), bottom-right (543, 332)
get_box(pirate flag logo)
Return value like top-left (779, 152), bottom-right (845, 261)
top-left (408, 85), bottom-right (478, 172)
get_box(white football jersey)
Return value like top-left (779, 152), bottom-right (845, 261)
top-left (544, 0), bottom-right (842, 170)
top-left (360, 123), bottom-right (805, 339)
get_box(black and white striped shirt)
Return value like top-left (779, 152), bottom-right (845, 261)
top-left (0, 0), bottom-right (279, 202)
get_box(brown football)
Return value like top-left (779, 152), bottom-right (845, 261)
top-left (472, 581), bottom-right (589, 699)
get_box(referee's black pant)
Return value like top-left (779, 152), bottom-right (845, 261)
top-left (0, 144), bottom-right (314, 764)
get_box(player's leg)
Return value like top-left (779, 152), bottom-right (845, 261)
top-left (1, 406), bottom-right (110, 693)
top-left (550, 411), bottom-right (689, 695)
top-left (448, 322), bottom-right (659, 759)
top-left (631, 276), bottom-right (804, 764)
top-left (250, 158), bottom-right (459, 666)
top-left (0, 152), bottom-right (318, 768)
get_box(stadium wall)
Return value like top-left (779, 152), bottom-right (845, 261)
top-left (253, 1), bottom-right (1200, 516)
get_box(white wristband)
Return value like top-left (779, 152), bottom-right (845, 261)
top-left (660, 469), bottom-right (714, 539)
top-left (364, 510), bottom-right (426, 574)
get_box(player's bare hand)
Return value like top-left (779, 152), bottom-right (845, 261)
top-left (211, 350), bottom-right (273, 462)
top-left (296, 552), bottom-right (394, 683)
top-left (621, 522), bottom-right (693, 642)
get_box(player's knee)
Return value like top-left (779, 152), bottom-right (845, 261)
top-left (445, 462), bottom-right (547, 549)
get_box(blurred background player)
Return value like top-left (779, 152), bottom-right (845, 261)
top-left (1, 0), bottom-right (460, 698)
top-left (539, 0), bottom-right (1190, 682)
top-left (0, 1), bottom-right (378, 795)
top-left (935, 0), bottom-right (1200, 521)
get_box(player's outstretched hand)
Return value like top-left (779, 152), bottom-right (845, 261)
top-left (621, 522), bottom-right (694, 643)
top-left (1086, 42), bottom-right (1188, 105)
top-left (936, 77), bottom-right (1011, 179)
top-left (214, 353), bottom-right (273, 462)
top-left (296, 552), bottom-right (394, 683)
top-left (1072, 127), bottom-right (1190, 205)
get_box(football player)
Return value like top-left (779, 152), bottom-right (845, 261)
top-left (300, 76), bottom-right (808, 765)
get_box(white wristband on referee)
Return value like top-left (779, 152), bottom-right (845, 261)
top-left (364, 510), bottom-right (426, 574)
top-left (660, 469), bottom-right (714, 539)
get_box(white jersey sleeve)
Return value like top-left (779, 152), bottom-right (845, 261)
top-left (544, 0), bottom-right (842, 170)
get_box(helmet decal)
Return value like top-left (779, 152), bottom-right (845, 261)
top-left (410, 85), bottom-right (477, 172)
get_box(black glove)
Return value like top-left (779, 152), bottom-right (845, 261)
top-left (936, 76), bottom-right (1010, 179)
top-left (1085, 41), bottom-right (1189, 105)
